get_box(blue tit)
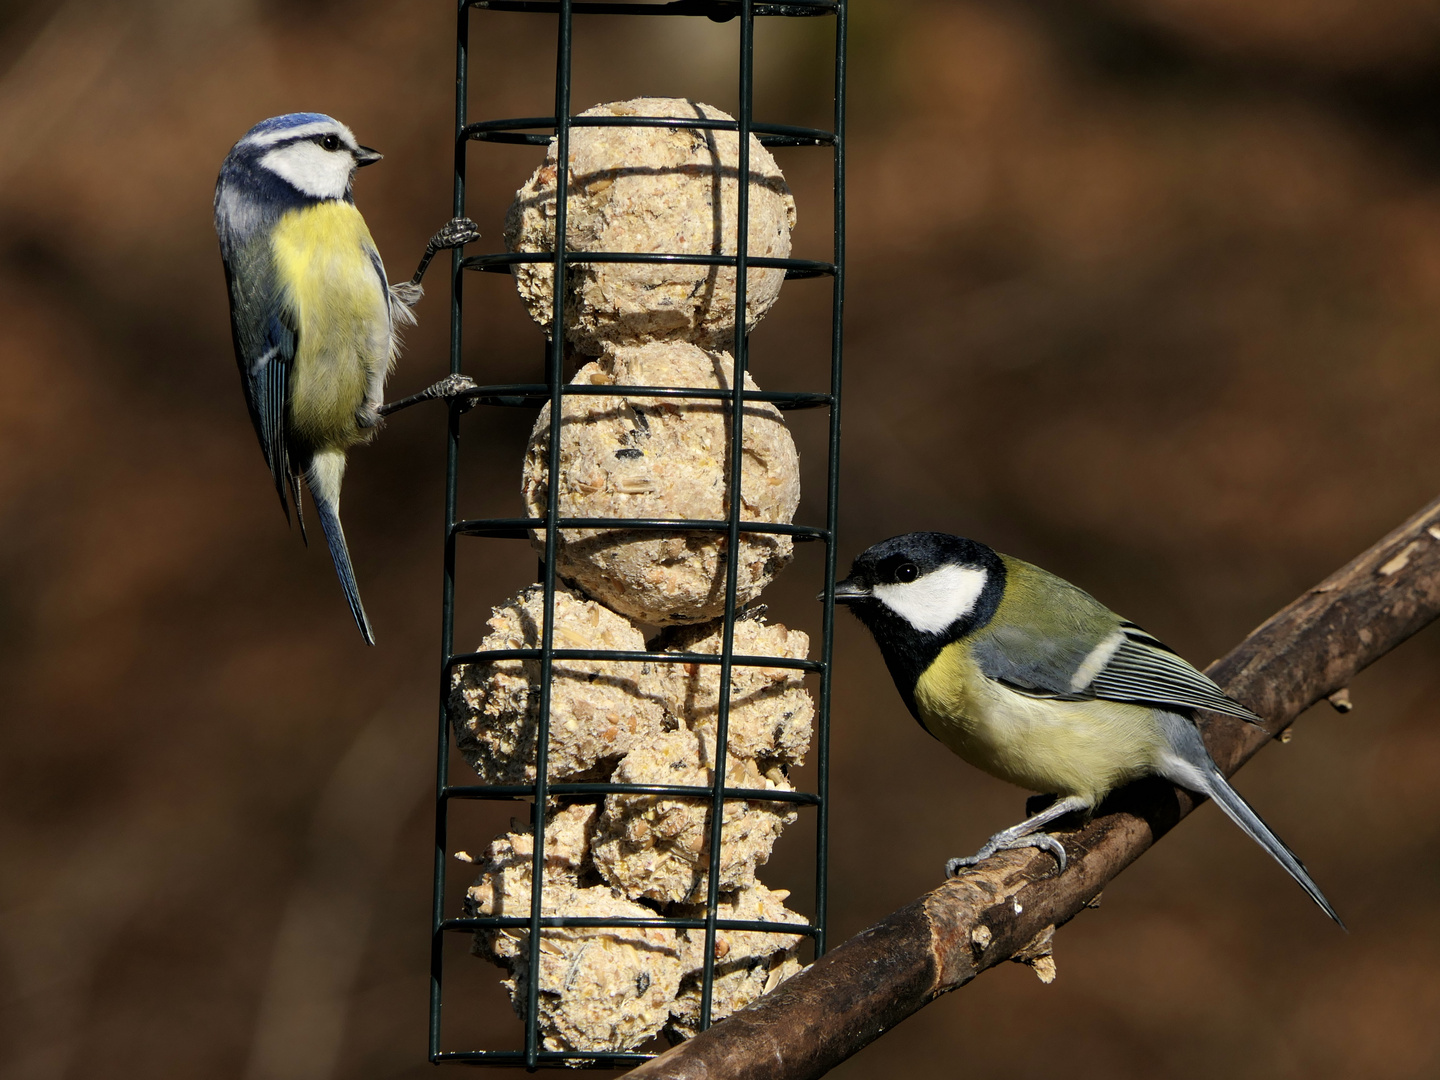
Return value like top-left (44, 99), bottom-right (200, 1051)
top-left (834, 532), bottom-right (1342, 925)
top-left (214, 112), bottom-right (412, 645)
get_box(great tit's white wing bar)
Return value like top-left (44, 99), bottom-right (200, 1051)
top-left (1087, 630), bottom-right (1265, 723)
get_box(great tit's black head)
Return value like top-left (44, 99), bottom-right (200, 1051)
top-left (833, 533), bottom-right (1005, 712)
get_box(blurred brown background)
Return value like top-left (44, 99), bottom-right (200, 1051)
top-left (5, 0), bottom-right (1440, 1077)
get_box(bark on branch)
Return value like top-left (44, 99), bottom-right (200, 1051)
top-left (626, 494), bottom-right (1440, 1080)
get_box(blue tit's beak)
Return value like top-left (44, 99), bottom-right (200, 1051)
top-left (355, 146), bottom-right (383, 167)
top-left (825, 578), bottom-right (871, 604)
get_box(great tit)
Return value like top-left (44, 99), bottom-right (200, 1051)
top-left (214, 113), bottom-right (410, 645)
top-left (834, 531), bottom-right (1341, 925)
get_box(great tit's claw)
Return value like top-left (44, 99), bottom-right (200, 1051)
top-left (945, 831), bottom-right (1068, 879)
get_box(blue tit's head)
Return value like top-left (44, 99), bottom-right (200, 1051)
top-left (835, 532), bottom-right (1006, 649)
top-left (217, 113), bottom-right (382, 212)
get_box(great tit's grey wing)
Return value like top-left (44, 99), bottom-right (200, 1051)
top-left (972, 556), bottom-right (1263, 722)
top-left (969, 557), bottom-right (1129, 700)
top-left (219, 229), bottom-right (297, 518)
top-left (976, 617), bottom-right (1263, 722)
top-left (1086, 624), bottom-right (1264, 723)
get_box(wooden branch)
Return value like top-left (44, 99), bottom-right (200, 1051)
top-left (627, 494), bottom-right (1440, 1080)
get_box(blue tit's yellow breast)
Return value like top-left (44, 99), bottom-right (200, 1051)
top-left (913, 640), bottom-right (1169, 806)
top-left (271, 201), bottom-right (391, 450)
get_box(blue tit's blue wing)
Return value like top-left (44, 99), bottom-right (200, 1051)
top-left (363, 244), bottom-right (389, 323)
top-left (219, 231), bottom-right (298, 518)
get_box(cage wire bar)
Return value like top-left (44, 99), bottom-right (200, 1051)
top-left (432, 0), bottom-right (846, 1067)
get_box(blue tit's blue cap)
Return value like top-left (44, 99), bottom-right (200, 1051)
top-left (242, 113), bottom-right (339, 141)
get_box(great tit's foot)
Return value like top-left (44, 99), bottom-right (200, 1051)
top-left (378, 373), bottom-right (480, 417)
top-left (408, 217), bottom-right (481, 287)
top-left (1025, 793), bottom-right (1059, 817)
top-left (946, 832), bottom-right (1067, 878)
top-left (943, 793), bottom-right (1090, 878)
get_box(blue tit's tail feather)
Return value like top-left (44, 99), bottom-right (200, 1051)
top-left (306, 450), bottom-right (375, 646)
top-left (1155, 711), bottom-right (1343, 927)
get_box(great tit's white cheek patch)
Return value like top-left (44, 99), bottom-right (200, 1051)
top-left (872, 564), bottom-right (988, 635)
top-left (261, 142), bottom-right (353, 199)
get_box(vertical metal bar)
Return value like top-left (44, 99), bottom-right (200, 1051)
top-left (698, 0), bottom-right (755, 1033)
top-left (430, 1), bottom-right (470, 1061)
top-left (814, 0), bottom-right (846, 960)
top-left (525, 0), bottom-right (574, 1068)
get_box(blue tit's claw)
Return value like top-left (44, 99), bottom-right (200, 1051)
top-left (379, 373), bottom-right (479, 417)
top-left (436, 217), bottom-right (481, 248)
top-left (408, 218), bottom-right (482, 288)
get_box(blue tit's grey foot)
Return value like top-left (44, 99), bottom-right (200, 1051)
top-left (378, 373), bottom-right (480, 417)
top-left (943, 794), bottom-right (1091, 879)
top-left (433, 216), bottom-right (482, 249)
top-left (408, 217), bottom-right (481, 287)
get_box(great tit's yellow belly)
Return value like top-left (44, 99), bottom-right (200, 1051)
top-left (913, 640), bottom-right (1169, 807)
top-left (272, 202), bottom-right (390, 451)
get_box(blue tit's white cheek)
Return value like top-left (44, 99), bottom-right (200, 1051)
top-left (260, 142), bottom-right (354, 199)
top-left (872, 564), bottom-right (989, 635)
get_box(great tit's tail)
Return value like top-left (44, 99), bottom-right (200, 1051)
top-left (1154, 711), bottom-right (1343, 927)
top-left (306, 448), bottom-right (376, 646)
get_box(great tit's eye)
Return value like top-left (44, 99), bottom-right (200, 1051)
top-left (319, 134), bottom-right (341, 151)
top-left (895, 562), bottom-right (919, 583)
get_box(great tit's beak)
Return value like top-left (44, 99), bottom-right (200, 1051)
top-left (354, 146), bottom-right (383, 167)
top-left (826, 578), bottom-right (871, 603)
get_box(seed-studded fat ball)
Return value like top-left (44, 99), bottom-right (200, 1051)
top-left (522, 342), bottom-right (800, 625)
top-left (591, 730), bottom-right (797, 903)
top-left (465, 803), bottom-right (599, 960)
top-left (667, 883), bottom-right (807, 1041)
top-left (449, 584), bottom-right (667, 785)
top-left (505, 97), bottom-right (796, 354)
top-left (466, 804), bottom-right (685, 1054)
top-left (650, 615), bottom-right (813, 768)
